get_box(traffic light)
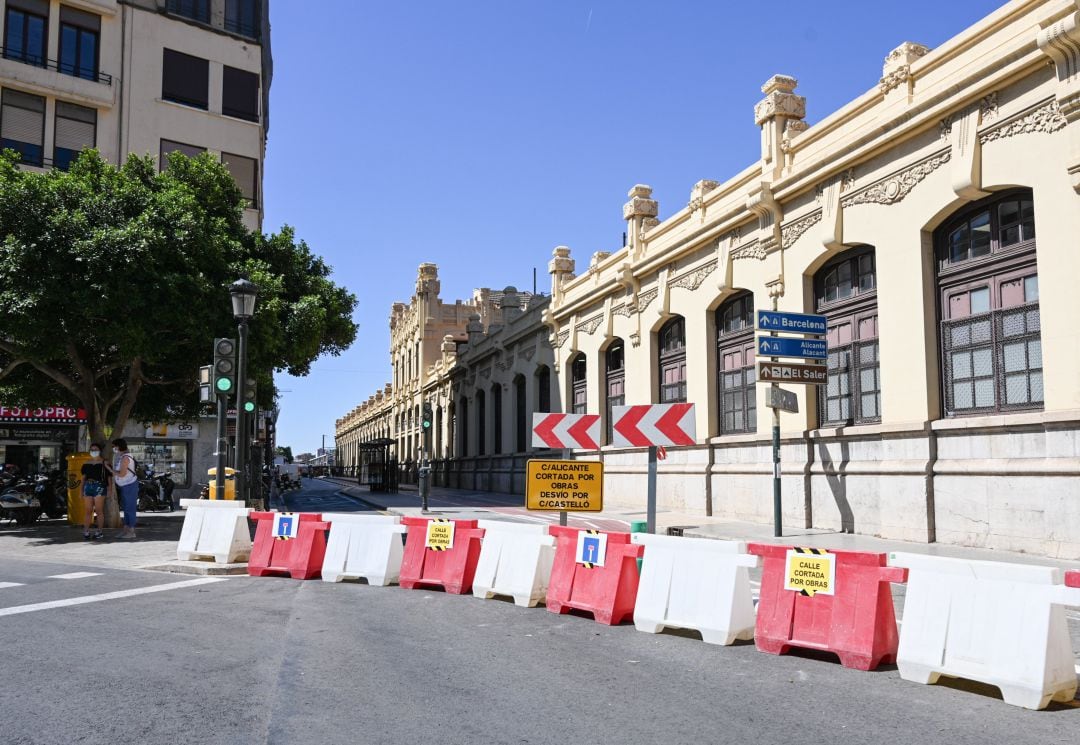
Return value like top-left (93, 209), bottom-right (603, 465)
top-left (198, 365), bottom-right (212, 402)
top-left (421, 403), bottom-right (433, 430)
top-left (213, 338), bottom-right (236, 396)
top-left (242, 378), bottom-right (257, 413)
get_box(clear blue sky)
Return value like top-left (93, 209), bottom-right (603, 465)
top-left (263, 0), bottom-right (1005, 455)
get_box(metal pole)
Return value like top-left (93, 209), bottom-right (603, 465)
top-left (770, 293), bottom-right (782, 538)
top-left (559, 447), bottom-right (570, 526)
top-left (235, 318), bottom-right (249, 505)
top-left (215, 394), bottom-right (227, 499)
top-left (646, 445), bottom-right (657, 534)
top-left (420, 424), bottom-right (430, 513)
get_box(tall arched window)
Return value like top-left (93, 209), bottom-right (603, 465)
top-left (458, 396), bottom-right (469, 457)
top-left (716, 292), bottom-right (756, 434)
top-left (658, 316), bottom-right (686, 403)
top-left (536, 365), bottom-right (551, 413)
top-left (476, 389), bottom-right (486, 455)
top-left (815, 246), bottom-right (879, 426)
top-left (605, 340), bottom-right (625, 444)
top-left (570, 353), bottom-right (587, 415)
top-left (434, 405), bottom-right (443, 458)
top-left (936, 190), bottom-right (1040, 415)
top-left (513, 375), bottom-right (527, 452)
top-left (491, 383), bottom-right (503, 454)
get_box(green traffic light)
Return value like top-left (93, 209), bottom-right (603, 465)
top-left (216, 378), bottom-right (233, 392)
top-left (243, 401), bottom-right (256, 412)
top-left (422, 421), bottom-right (431, 429)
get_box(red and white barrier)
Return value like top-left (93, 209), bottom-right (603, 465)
top-left (611, 403), bottom-right (696, 448)
top-left (472, 520), bottom-right (556, 607)
top-left (631, 534), bottom-right (758, 645)
top-left (176, 498), bottom-right (251, 564)
top-left (321, 513), bottom-right (407, 586)
top-left (890, 552), bottom-right (1080, 709)
top-left (546, 526), bottom-right (643, 625)
top-left (248, 511), bottom-right (329, 580)
top-left (531, 413), bottom-right (601, 450)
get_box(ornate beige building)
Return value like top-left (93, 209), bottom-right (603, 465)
top-left (339, 0), bottom-right (1080, 559)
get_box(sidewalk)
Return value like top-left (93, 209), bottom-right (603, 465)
top-left (326, 477), bottom-right (1080, 571)
top-left (0, 513), bottom-right (185, 571)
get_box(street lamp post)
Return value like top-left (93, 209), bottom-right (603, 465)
top-left (230, 279), bottom-right (258, 505)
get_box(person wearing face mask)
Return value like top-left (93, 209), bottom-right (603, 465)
top-left (80, 444), bottom-right (109, 540)
top-left (110, 438), bottom-right (139, 539)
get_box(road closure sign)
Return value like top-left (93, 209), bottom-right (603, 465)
top-left (526, 460), bottom-right (603, 512)
top-left (425, 519), bottom-right (455, 551)
top-left (783, 548), bottom-right (836, 596)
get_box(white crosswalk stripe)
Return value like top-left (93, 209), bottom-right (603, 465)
top-left (0, 578), bottom-right (227, 617)
top-left (0, 582), bottom-right (25, 590)
top-left (47, 572), bottom-right (102, 580)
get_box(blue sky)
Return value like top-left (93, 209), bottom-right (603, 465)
top-left (263, 0), bottom-right (1005, 454)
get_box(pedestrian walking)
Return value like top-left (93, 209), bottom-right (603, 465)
top-left (80, 444), bottom-right (108, 540)
top-left (110, 438), bottom-right (139, 539)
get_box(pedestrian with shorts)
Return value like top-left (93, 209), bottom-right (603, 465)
top-left (111, 438), bottom-right (139, 539)
top-left (80, 444), bottom-right (108, 540)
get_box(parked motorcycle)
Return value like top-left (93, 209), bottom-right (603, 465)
top-left (0, 475), bottom-right (41, 526)
top-left (136, 467), bottom-right (176, 512)
top-left (36, 470), bottom-right (68, 519)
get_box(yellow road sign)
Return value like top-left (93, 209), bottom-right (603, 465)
top-left (425, 518), bottom-right (455, 550)
top-left (784, 547), bottom-right (835, 596)
top-left (526, 460), bottom-right (603, 512)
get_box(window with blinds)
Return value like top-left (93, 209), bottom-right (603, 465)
top-left (162, 49), bottom-right (209, 110)
top-left (53, 102), bottom-right (96, 171)
top-left (159, 138), bottom-right (206, 171)
top-left (222, 152), bottom-right (258, 207)
top-left (222, 66), bottom-right (259, 122)
top-left (1, 89), bottom-right (45, 166)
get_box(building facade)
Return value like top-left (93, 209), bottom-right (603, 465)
top-left (337, 0), bottom-right (1080, 559)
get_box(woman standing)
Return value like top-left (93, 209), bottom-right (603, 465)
top-left (80, 444), bottom-right (108, 540)
top-left (111, 438), bottom-right (139, 539)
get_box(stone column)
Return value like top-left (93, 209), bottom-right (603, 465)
top-left (623, 185), bottom-right (659, 261)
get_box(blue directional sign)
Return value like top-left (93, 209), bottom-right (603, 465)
top-left (757, 310), bottom-right (827, 335)
top-left (756, 336), bottom-right (828, 360)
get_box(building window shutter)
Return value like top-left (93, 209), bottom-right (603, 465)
top-left (162, 48), bottom-right (209, 110)
top-left (222, 66), bottom-right (259, 122)
top-left (222, 152), bottom-right (257, 207)
top-left (55, 102), bottom-right (95, 150)
top-left (159, 138), bottom-right (206, 170)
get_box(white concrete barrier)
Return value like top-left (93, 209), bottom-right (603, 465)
top-left (321, 513), bottom-right (407, 586)
top-left (631, 533), bottom-right (758, 645)
top-left (890, 552), bottom-right (1080, 709)
top-left (473, 520), bottom-right (556, 607)
top-left (177, 499), bottom-right (252, 564)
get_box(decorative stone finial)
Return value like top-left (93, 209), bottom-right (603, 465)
top-left (754, 75), bottom-right (806, 125)
top-left (880, 42), bottom-right (929, 94)
top-left (549, 246), bottom-right (576, 277)
top-left (623, 185), bottom-right (658, 220)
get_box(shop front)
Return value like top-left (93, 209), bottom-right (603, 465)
top-left (0, 406), bottom-right (85, 476)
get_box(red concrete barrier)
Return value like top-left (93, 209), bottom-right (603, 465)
top-left (546, 526), bottom-right (643, 625)
top-left (1066, 570), bottom-right (1080, 588)
top-left (248, 511), bottom-right (329, 580)
top-left (747, 543), bottom-right (907, 671)
top-left (399, 517), bottom-right (485, 594)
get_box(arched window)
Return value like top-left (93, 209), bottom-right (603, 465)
top-left (570, 353), bottom-right (587, 415)
top-left (513, 375), bottom-right (527, 452)
top-left (458, 396), bottom-right (469, 457)
top-left (936, 190), bottom-right (1040, 415)
top-left (491, 383), bottom-right (503, 454)
top-left (434, 405), bottom-right (443, 458)
top-left (476, 389), bottom-right (486, 455)
top-left (658, 316), bottom-right (686, 403)
top-left (605, 339), bottom-right (625, 444)
top-left (536, 365), bottom-right (551, 413)
top-left (815, 246), bottom-right (879, 426)
top-left (716, 292), bottom-right (756, 434)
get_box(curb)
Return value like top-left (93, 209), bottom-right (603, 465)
top-left (140, 560), bottom-right (249, 576)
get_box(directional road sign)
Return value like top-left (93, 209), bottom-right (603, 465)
top-left (766, 386), bottom-right (799, 413)
top-left (757, 362), bottom-right (828, 384)
top-left (532, 413), bottom-right (601, 450)
top-left (756, 310), bottom-right (827, 335)
top-left (611, 403), bottom-right (696, 448)
top-left (756, 336), bottom-right (827, 360)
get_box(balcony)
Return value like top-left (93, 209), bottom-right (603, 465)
top-left (0, 49), bottom-right (114, 107)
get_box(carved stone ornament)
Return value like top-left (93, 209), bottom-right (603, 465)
top-left (842, 149), bottom-right (951, 208)
top-left (879, 65), bottom-right (912, 94)
top-left (669, 260), bottom-right (718, 291)
top-left (780, 210), bottom-right (822, 248)
top-left (612, 303), bottom-right (633, 318)
top-left (731, 240), bottom-right (765, 261)
top-left (636, 288), bottom-right (659, 312)
top-left (979, 99), bottom-right (1068, 144)
top-left (575, 314), bottom-right (604, 335)
top-left (521, 346), bottom-right (536, 361)
top-left (552, 330), bottom-right (570, 349)
top-left (980, 92), bottom-right (999, 123)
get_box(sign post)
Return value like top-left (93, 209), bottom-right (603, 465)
top-left (756, 308), bottom-right (827, 538)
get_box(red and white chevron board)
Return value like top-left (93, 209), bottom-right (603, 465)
top-left (532, 413), bottom-right (601, 450)
top-left (611, 403), bottom-right (696, 448)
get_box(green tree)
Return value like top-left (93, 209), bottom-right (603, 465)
top-left (0, 150), bottom-right (356, 446)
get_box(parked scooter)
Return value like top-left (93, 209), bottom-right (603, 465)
top-left (0, 474), bottom-right (42, 526)
top-left (136, 467), bottom-right (176, 512)
top-left (36, 470), bottom-right (68, 519)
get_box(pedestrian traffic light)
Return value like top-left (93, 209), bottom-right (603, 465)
top-left (422, 403), bottom-right (433, 430)
top-left (198, 365), bottom-right (213, 403)
top-left (213, 338), bottom-right (236, 395)
top-left (242, 378), bottom-right (257, 413)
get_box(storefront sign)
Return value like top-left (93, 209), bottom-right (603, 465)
top-left (0, 406), bottom-right (86, 423)
top-left (0, 425), bottom-right (79, 442)
top-left (145, 422), bottom-right (199, 439)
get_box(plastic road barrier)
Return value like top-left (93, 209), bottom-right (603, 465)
top-left (176, 498), bottom-right (252, 564)
top-left (472, 520), bottom-right (556, 607)
top-left (546, 526), bottom-right (643, 625)
top-left (1067, 570), bottom-right (1080, 588)
top-left (248, 511), bottom-right (329, 580)
top-left (889, 552), bottom-right (1080, 709)
top-left (321, 513), bottom-right (407, 586)
top-left (399, 517), bottom-right (485, 594)
top-left (631, 534), bottom-right (758, 645)
top-left (748, 543), bottom-right (907, 670)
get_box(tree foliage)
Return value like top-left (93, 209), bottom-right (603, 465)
top-left (0, 150), bottom-right (356, 444)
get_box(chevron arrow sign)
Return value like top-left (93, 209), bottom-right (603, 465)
top-left (611, 403), bottom-right (697, 448)
top-left (532, 413), bottom-right (601, 450)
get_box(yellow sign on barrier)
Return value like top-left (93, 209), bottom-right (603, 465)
top-left (526, 460), bottom-right (603, 512)
top-left (425, 519), bottom-right (455, 551)
top-left (783, 548), bottom-right (836, 597)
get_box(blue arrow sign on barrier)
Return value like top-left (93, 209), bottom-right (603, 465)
top-left (757, 310), bottom-right (827, 335)
top-left (757, 336), bottom-right (828, 360)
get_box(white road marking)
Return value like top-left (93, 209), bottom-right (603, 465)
top-left (0, 577), bottom-right (227, 617)
top-left (0, 582), bottom-right (25, 589)
top-left (47, 572), bottom-right (102, 580)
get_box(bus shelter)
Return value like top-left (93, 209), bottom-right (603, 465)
top-left (357, 438), bottom-right (397, 493)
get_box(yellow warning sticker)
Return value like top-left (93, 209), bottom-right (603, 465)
top-left (783, 548), bottom-right (835, 596)
top-left (425, 519), bottom-right (455, 551)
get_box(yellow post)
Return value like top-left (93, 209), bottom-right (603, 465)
top-left (65, 452), bottom-right (90, 526)
top-left (207, 467), bottom-right (237, 500)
